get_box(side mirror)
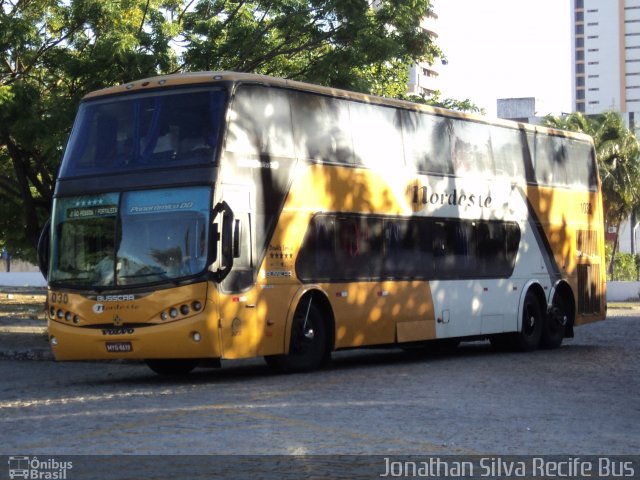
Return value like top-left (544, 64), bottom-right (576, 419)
top-left (211, 201), bottom-right (235, 282)
top-left (37, 218), bottom-right (51, 281)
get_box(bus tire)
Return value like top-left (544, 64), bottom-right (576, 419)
top-left (265, 302), bottom-right (326, 373)
top-left (541, 293), bottom-right (569, 349)
top-left (145, 359), bottom-right (199, 376)
top-left (514, 290), bottom-right (544, 351)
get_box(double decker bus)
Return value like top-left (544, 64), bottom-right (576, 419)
top-left (39, 72), bottom-right (606, 375)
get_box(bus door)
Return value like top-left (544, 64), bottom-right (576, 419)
top-left (213, 186), bottom-right (261, 359)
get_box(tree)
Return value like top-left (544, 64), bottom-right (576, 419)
top-left (1, 0), bottom-right (444, 262)
top-left (1, 0), bottom-right (180, 262)
top-left (179, 0), bottom-right (439, 92)
top-left (542, 111), bottom-right (640, 276)
top-left (408, 89), bottom-right (484, 115)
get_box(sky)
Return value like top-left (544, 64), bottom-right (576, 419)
top-left (434, 0), bottom-right (572, 117)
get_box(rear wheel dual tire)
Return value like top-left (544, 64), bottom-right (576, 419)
top-left (490, 290), bottom-right (544, 352)
top-left (515, 291), bottom-right (544, 351)
top-left (541, 293), bottom-right (569, 349)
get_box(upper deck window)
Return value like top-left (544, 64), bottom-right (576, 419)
top-left (59, 88), bottom-right (226, 178)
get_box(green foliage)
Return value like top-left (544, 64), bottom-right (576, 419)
top-left (543, 111), bottom-right (640, 227)
top-left (1, 0), bottom-right (448, 260)
top-left (407, 90), bottom-right (484, 115)
top-left (180, 0), bottom-right (439, 93)
top-left (542, 111), bottom-right (640, 275)
top-left (1, 0), bottom-right (181, 261)
top-left (605, 243), bottom-right (640, 281)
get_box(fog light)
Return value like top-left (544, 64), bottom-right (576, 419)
top-left (180, 304), bottom-right (190, 315)
top-left (160, 312), bottom-right (168, 321)
top-left (56, 309), bottom-right (64, 319)
top-left (65, 311), bottom-right (72, 321)
top-left (192, 301), bottom-right (202, 311)
top-left (192, 331), bottom-right (201, 342)
top-left (169, 308), bottom-right (178, 318)
top-left (50, 336), bottom-right (58, 346)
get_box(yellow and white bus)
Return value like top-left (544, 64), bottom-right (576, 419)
top-left (40, 72), bottom-right (606, 375)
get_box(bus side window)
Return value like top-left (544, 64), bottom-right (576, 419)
top-left (350, 102), bottom-right (404, 169)
top-left (334, 216), bottom-right (382, 280)
top-left (490, 126), bottom-right (527, 181)
top-left (402, 111), bottom-right (453, 175)
top-left (432, 221), bottom-right (448, 273)
top-left (450, 119), bottom-right (494, 177)
top-left (476, 222), bottom-right (504, 276)
top-left (291, 92), bottom-right (354, 164)
top-left (535, 134), bottom-right (569, 186)
top-left (296, 215), bottom-right (336, 281)
top-left (226, 85), bottom-right (295, 159)
top-left (220, 212), bottom-right (254, 292)
top-left (565, 138), bottom-right (597, 190)
top-left (384, 218), bottom-right (433, 279)
top-left (315, 217), bottom-right (336, 276)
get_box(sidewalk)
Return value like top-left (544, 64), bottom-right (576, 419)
top-left (0, 288), bottom-right (52, 360)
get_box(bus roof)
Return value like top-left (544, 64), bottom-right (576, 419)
top-left (83, 71), bottom-right (593, 144)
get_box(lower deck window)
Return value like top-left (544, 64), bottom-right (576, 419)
top-left (296, 214), bottom-right (520, 282)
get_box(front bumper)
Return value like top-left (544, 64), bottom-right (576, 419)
top-left (48, 314), bottom-right (220, 360)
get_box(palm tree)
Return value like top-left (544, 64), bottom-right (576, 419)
top-left (543, 111), bottom-right (640, 277)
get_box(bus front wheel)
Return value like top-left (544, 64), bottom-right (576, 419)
top-left (265, 302), bottom-right (327, 373)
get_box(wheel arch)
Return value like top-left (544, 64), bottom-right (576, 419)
top-left (518, 281), bottom-right (547, 332)
top-left (284, 286), bottom-right (335, 356)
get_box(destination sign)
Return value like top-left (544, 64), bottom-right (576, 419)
top-left (67, 205), bottom-right (118, 219)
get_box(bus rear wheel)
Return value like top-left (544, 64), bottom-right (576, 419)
top-left (145, 359), bottom-right (199, 376)
top-left (514, 290), bottom-right (544, 351)
top-left (490, 290), bottom-right (543, 352)
top-left (265, 301), bottom-right (327, 373)
top-left (541, 293), bottom-right (569, 349)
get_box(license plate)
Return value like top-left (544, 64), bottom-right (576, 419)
top-left (106, 342), bottom-right (133, 353)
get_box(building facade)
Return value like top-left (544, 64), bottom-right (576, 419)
top-left (407, 8), bottom-right (441, 96)
top-left (572, 0), bottom-right (640, 130)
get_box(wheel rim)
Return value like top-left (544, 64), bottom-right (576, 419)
top-left (291, 316), bottom-right (316, 354)
top-left (523, 301), bottom-right (538, 336)
top-left (550, 306), bottom-right (567, 328)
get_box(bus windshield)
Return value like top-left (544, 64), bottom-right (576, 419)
top-left (59, 88), bottom-right (226, 178)
top-left (49, 187), bottom-right (211, 288)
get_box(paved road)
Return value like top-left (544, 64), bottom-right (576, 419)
top-left (0, 308), bottom-right (637, 461)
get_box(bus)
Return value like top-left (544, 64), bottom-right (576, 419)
top-left (39, 72), bottom-right (606, 375)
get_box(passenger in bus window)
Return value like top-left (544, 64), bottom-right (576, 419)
top-left (182, 122), bottom-right (217, 154)
top-left (94, 246), bottom-right (115, 285)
